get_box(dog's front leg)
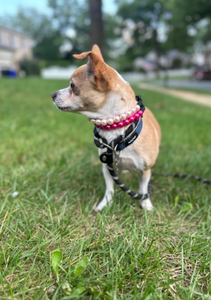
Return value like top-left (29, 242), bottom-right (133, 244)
top-left (138, 169), bottom-right (154, 211)
top-left (95, 164), bottom-right (114, 211)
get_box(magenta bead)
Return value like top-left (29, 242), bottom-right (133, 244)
top-left (118, 121), bottom-right (124, 128)
top-left (134, 113), bottom-right (140, 120)
top-left (111, 123), bottom-right (118, 129)
top-left (138, 110), bottom-right (143, 117)
top-left (99, 125), bottom-right (105, 130)
top-left (124, 119), bottom-right (130, 126)
top-left (105, 125), bottom-right (111, 130)
top-left (129, 116), bottom-right (135, 123)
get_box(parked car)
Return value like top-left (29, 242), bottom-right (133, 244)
top-left (191, 66), bottom-right (211, 80)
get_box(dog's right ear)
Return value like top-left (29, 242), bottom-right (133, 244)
top-left (73, 45), bottom-right (110, 91)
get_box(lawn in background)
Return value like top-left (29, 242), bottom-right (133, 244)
top-left (0, 78), bottom-right (211, 299)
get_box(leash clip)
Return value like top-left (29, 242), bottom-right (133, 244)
top-left (100, 151), bottom-right (113, 164)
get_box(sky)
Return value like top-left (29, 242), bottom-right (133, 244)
top-left (0, 0), bottom-right (116, 16)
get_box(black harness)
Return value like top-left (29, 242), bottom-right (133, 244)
top-left (93, 95), bottom-right (151, 201)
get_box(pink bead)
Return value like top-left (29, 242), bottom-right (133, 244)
top-left (99, 125), bottom-right (105, 130)
top-left (134, 113), bottom-right (140, 120)
top-left (118, 122), bottom-right (124, 128)
top-left (129, 116), bottom-right (135, 123)
top-left (111, 123), bottom-right (118, 130)
top-left (138, 110), bottom-right (143, 117)
top-left (124, 119), bottom-right (130, 126)
top-left (105, 125), bottom-right (111, 130)
top-left (96, 125), bottom-right (100, 128)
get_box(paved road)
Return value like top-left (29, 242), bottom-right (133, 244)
top-left (153, 80), bottom-right (211, 92)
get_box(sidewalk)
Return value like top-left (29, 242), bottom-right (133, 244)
top-left (139, 83), bottom-right (211, 108)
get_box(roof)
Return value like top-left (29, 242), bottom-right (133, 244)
top-left (0, 25), bottom-right (32, 39)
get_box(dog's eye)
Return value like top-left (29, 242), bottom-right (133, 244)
top-left (70, 82), bottom-right (75, 90)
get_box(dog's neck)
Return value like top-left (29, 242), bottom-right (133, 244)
top-left (79, 91), bottom-right (137, 120)
top-left (79, 91), bottom-right (140, 142)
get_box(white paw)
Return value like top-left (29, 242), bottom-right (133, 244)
top-left (93, 204), bottom-right (104, 212)
top-left (93, 198), bottom-right (110, 212)
top-left (141, 199), bottom-right (154, 211)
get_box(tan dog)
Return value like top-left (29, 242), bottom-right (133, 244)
top-left (51, 45), bottom-right (161, 211)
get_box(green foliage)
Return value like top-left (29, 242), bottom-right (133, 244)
top-left (51, 251), bottom-right (90, 296)
top-left (117, 0), bottom-right (169, 58)
top-left (0, 7), bottom-right (52, 42)
top-left (51, 249), bottom-right (63, 282)
top-left (33, 31), bottom-right (63, 61)
top-left (74, 257), bottom-right (89, 278)
top-left (19, 59), bottom-right (40, 75)
top-left (166, 0), bottom-right (211, 47)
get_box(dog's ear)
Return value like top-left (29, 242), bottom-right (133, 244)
top-left (91, 44), bottom-right (104, 62)
top-left (73, 45), bottom-right (110, 91)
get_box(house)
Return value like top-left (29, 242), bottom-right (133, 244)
top-left (0, 25), bottom-right (33, 76)
top-left (192, 42), bottom-right (211, 67)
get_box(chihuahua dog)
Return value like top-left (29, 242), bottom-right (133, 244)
top-left (51, 45), bottom-right (161, 211)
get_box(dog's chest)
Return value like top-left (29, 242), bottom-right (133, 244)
top-left (114, 147), bottom-right (145, 172)
top-left (99, 147), bottom-right (145, 172)
top-left (98, 129), bottom-right (145, 172)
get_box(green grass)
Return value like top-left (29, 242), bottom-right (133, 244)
top-left (0, 78), bottom-right (211, 300)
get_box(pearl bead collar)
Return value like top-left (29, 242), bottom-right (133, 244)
top-left (90, 105), bottom-right (143, 130)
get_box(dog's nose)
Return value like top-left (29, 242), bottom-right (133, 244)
top-left (51, 92), bottom-right (57, 101)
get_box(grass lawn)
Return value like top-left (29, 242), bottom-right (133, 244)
top-left (0, 77), bottom-right (211, 300)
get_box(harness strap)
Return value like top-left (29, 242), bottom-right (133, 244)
top-left (116, 118), bottom-right (143, 151)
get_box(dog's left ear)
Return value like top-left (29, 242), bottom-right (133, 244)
top-left (91, 45), bottom-right (104, 61)
top-left (73, 45), bottom-right (111, 91)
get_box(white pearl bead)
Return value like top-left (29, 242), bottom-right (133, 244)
top-left (132, 108), bottom-right (136, 114)
top-left (107, 118), bottom-right (114, 125)
top-left (126, 111), bottom-right (132, 117)
top-left (136, 105), bottom-right (140, 111)
top-left (101, 119), bottom-right (107, 126)
top-left (90, 119), bottom-right (96, 124)
top-left (120, 113), bottom-right (126, 120)
top-left (96, 119), bottom-right (101, 126)
top-left (114, 116), bottom-right (120, 123)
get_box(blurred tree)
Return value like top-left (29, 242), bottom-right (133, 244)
top-left (115, 0), bottom-right (211, 71)
top-left (166, 0), bottom-right (211, 51)
top-left (34, 32), bottom-right (63, 60)
top-left (48, 0), bottom-right (89, 52)
top-left (0, 0), bottom-right (106, 61)
top-left (0, 8), bottom-right (52, 43)
top-left (48, 0), bottom-right (89, 53)
top-left (89, 0), bottom-right (104, 50)
top-left (116, 0), bottom-right (171, 70)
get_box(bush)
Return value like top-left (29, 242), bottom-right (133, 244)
top-left (20, 59), bottom-right (40, 76)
